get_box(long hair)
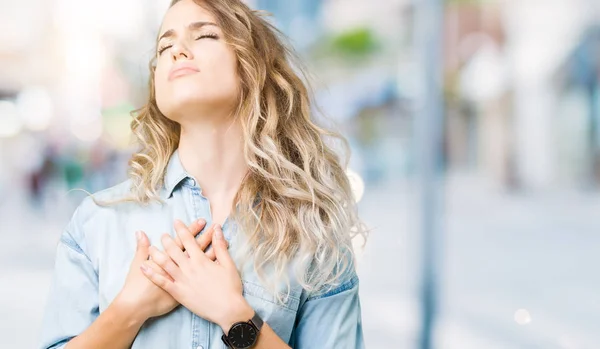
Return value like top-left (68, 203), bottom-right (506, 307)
top-left (129, 0), bottom-right (368, 301)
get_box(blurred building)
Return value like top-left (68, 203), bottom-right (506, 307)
top-left (443, 0), bottom-right (600, 192)
top-left (2, 1), bottom-right (600, 347)
top-left (555, 26), bottom-right (600, 187)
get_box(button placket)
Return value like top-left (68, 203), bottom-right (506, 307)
top-left (188, 185), bottom-right (211, 349)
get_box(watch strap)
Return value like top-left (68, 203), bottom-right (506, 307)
top-left (250, 311), bottom-right (263, 332)
top-left (221, 333), bottom-right (232, 348)
top-left (221, 312), bottom-right (263, 349)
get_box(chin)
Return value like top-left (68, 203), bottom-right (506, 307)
top-left (159, 96), bottom-right (236, 121)
top-left (156, 84), bottom-right (238, 120)
top-left (159, 99), bottom-right (202, 121)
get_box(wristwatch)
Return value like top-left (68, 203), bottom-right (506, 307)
top-left (221, 311), bottom-right (264, 349)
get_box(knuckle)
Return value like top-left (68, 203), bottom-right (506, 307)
top-left (151, 250), bottom-right (166, 264)
top-left (174, 238), bottom-right (183, 249)
top-left (164, 263), bottom-right (176, 275)
top-left (148, 261), bottom-right (160, 272)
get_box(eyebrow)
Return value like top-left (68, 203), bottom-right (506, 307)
top-left (157, 21), bottom-right (218, 42)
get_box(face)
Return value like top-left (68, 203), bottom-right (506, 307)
top-left (154, 0), bottom-right (239, 121)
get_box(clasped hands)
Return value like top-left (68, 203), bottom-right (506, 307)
top-left (114, 219), bottom-right (253, 333)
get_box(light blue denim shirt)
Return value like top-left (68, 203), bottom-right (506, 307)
top-left (40, 150), bottom-right (365, 349)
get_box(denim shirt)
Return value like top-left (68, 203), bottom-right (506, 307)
top-left (39, 150), bottom-right (365, 349)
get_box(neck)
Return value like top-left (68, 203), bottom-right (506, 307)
top-left (177, 111), bottom-right (248, 203)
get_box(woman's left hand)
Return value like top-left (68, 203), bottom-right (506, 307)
top-left (140, 219), bottom-right (253, 331)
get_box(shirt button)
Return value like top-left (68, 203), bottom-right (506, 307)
top-left (196, 346), bottom-right (204, 349)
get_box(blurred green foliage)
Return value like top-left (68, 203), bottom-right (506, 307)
top-left (331, 27), bottom-right (378, 56)
top-left (313, 27), bottom-right (379, 61)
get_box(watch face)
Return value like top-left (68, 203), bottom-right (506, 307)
top-left (228, 322), bottom-right (258, 349)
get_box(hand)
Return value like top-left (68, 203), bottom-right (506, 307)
top-left (140, 220), bottom-right (253, 332)
top-left (114, 219), bottom-right (220, 322)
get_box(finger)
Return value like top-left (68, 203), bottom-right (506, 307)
top-left (149, 246), bottom-right (182, 280)
top-left (197, 224), bottom-right (215, 252)
top-left (134, 231), bottom-right (150, 263)
top-left (141, 262), bottom-right (177, 296)
top-left (174, 219), bottom-right (203, 260)
top-left (173, 218), bottom-right (207, 249)
top-left (204, 237), bottom-right (228, 261)
top-left (189, 218), bottom-right (207, 238)
top-left (161, 233), bottom-right (187, 267)
top-left (212, 225), bottom-right (235, 269)
top-left (205, 249), bottom-right (216, 261)
top-left (146, 259), bottom-right (174, 282)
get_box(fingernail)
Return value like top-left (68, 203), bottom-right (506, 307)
top-left (215, 225), bottom-right (223, 239)
top-left (136, 231), bottom-right (141, 241)
top-left (197, 218), bottom-right (206, 225)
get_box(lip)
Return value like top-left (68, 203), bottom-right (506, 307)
top-left (168, 63), bottom-right (200, 80)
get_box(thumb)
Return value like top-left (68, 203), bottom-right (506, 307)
top-left (212, 225), bottom-right (234, 269)
top-left (135, 231), bottom-right (150, 262)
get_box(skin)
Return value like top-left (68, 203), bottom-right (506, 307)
top-left (65, 219), bottom-right (223, 348)
top-left (66, 0), bottom-right (291, 348)
top-left (148, 0), bottom-right (291, 346)
top-left (154, 0), bottom-right (248, 227)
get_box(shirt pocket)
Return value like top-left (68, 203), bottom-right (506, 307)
top-left (240, 278), bottom-right (301, 344)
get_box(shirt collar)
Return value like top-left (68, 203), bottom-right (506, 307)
top-left (163, 149), bottom-right (262, 206)
top-left (163, 149), bottom-right (192, 199)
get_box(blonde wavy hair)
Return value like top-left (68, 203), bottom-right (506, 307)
top-left (128, 0), bottom-right (368, 301)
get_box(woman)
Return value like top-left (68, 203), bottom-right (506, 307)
top-left (40, 0), bottom-right (367, 348)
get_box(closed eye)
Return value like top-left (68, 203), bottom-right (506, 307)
top-left (195, 32), bottom-right (219, 40)
top-left (157, 44), bottom-right (172, 55)
top-left (157, 33), bottom-right (218, 56)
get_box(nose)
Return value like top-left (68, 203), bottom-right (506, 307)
top-left (171, 41), bottom-right (193, 61)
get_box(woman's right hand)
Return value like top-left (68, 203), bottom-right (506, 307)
top-left (113, 219), bottom-right (223, 322)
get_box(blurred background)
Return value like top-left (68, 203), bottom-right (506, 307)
top-left (1, 0), bottom-right (600, 348)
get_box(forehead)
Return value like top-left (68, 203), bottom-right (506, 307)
top-left (159, 0), bottom-right (216, 34)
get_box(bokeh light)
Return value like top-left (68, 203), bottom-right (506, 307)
top-left (514, 309), bottom-right (532, 325)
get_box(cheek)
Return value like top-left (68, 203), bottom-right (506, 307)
top-left (212, 65), bottom-right (238, 94)
top-left (154, 76), bottom-right (171, 115)
top-left (206, 52), bottom-right (239, 96)
top-left (154, 64), bottom-right (169, 91)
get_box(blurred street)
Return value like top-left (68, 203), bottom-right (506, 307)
top-left (2, 174), bottom-right (600, 348)
top-left (1, 0), bottom-right (600, 347)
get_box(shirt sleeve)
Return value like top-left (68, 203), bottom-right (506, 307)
top-left (291, 271), bottom-right (365, 349)
top-left (39, 228), bottom-right (99, 349)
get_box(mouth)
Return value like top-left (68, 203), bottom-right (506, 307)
top-left (168, 67), bottom-right (199, 81)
